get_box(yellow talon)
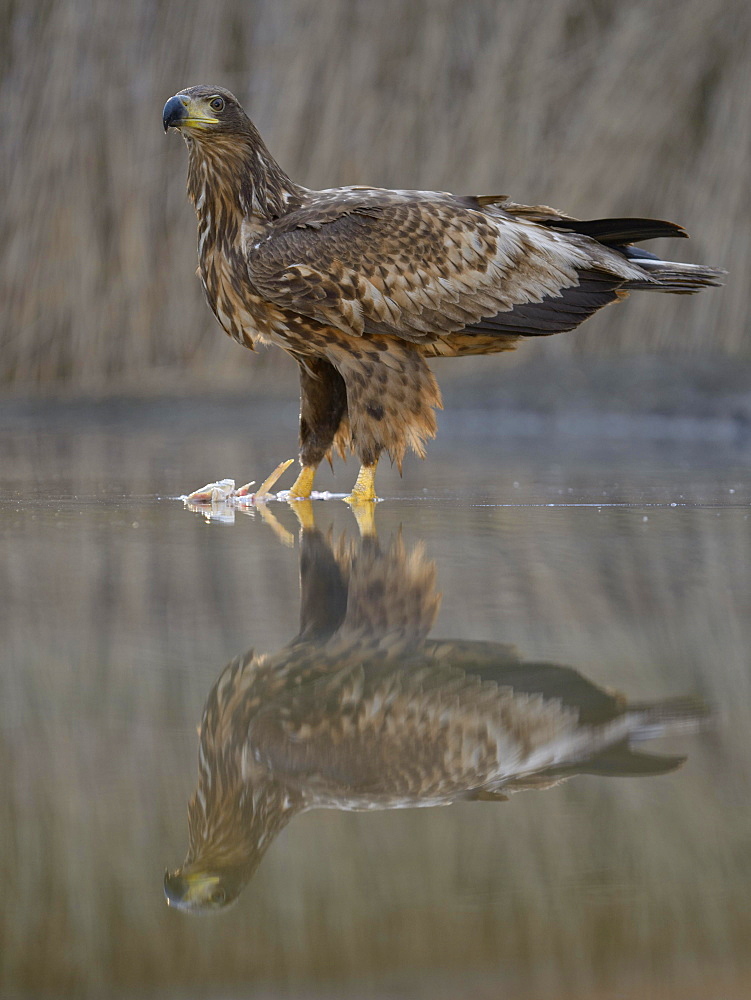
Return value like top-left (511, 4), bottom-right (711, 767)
top-left (348, 500), bottom-right (377, 537)
top-left (344, 464), bottom-right (378, 504)
top-left (287, 498), bottom-right (316, 533)
top-left (288, 465), bottom-right (317, 499)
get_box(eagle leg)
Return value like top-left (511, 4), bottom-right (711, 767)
top-left (290, 356), bottom-right (349, 499)
top-left (285, 497), bottom-right (317, 533)
top-left (330, 340), bottom-right (441, 501)
top-left (347, 497), bottom-right (378, 537)
top-left (288, 465), bottom-right (317, 500)
top-left (345, 463), bottom-right (378, 504)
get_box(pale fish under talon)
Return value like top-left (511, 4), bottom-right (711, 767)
top-left (185, 479), bottom-right (236, 503)
top-left (182, 461), bottom-right (294, 509)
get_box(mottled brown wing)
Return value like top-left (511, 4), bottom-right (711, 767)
top-left (247, 655), bottom-right (582, 799)
top-left (423, 640), bottom-right (626, 726)
top-left (246, 191), bottom-right (648, 344)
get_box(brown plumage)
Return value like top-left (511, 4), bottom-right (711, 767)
top-left (164, 511), bottom-right (706, 912)
top-left (163, 85), bottom-right (724, 500)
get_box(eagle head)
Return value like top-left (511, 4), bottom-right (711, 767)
top-left (162, 85), bottom-right (247, 136)
top-left (163, 864), bottom-right (245, 913)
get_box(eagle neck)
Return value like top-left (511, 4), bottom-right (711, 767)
top-left (186, 129), bottom-right (303, 255)
top-left (186, 770), bottom-right (303, 876)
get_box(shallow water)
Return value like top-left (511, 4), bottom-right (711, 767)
top-left (2, 403), bottom-right (750, 999)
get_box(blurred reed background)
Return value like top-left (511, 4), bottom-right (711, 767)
top-left (2, 425), bottom-right (750, 997)
top-left (1, 0), bottom-right (748, 393)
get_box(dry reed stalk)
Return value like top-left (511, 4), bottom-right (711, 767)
top-left (0, 1), bottom-right (746, 391)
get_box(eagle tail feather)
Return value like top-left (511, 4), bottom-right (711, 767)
top-left (623, 257), bottom-right (727, 293)
top-left (628, 694), bottom-right (709, 742)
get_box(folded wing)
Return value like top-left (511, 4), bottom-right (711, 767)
top-left (246, 190), bottom-right (653, 344)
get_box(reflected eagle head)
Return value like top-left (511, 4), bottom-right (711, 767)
top-left (163, 864), bottom-right (245, 913)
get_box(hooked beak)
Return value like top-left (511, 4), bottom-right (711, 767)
top-left (164, 867), bottom-right (224, 910)
top-left (163, 94), bottom-right (220, 133)
top-left (163, 95), bottom-right (187, 132)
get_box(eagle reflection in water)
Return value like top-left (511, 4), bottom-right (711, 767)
top-left (165, 504), bottom-right (705, 912)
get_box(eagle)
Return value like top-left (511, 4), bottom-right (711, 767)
top-left (163, 85), bottom-right (724, 501)
top-left (164, 506), bottom-right (706, 912)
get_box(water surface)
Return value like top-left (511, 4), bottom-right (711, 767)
top-left (2, 405), bottom-right (750, 999)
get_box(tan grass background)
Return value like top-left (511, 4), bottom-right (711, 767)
top-left (1, 0), bottom-right (747, 392)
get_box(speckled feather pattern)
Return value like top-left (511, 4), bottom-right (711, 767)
top-left (246, 188), bottom-right (648, 343)
top-left (168, 526), bottom-right (705, 907)
top-left (172, 84), bottom-right (722, 476)
top-left (184, 532), bottom-right (700, 857)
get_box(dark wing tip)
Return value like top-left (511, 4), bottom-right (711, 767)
top-left (545, 217), bottom-right (690, 244)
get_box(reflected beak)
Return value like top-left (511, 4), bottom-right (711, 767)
top-left (163, 94), bottom-right (219, 133)
top-left (163, 868), bottom-right (188, 907)
top-left (164, 867), bottom-right (222, 910)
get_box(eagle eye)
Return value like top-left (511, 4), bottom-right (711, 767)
top-left (209, 97), bottom-right (225, 112)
